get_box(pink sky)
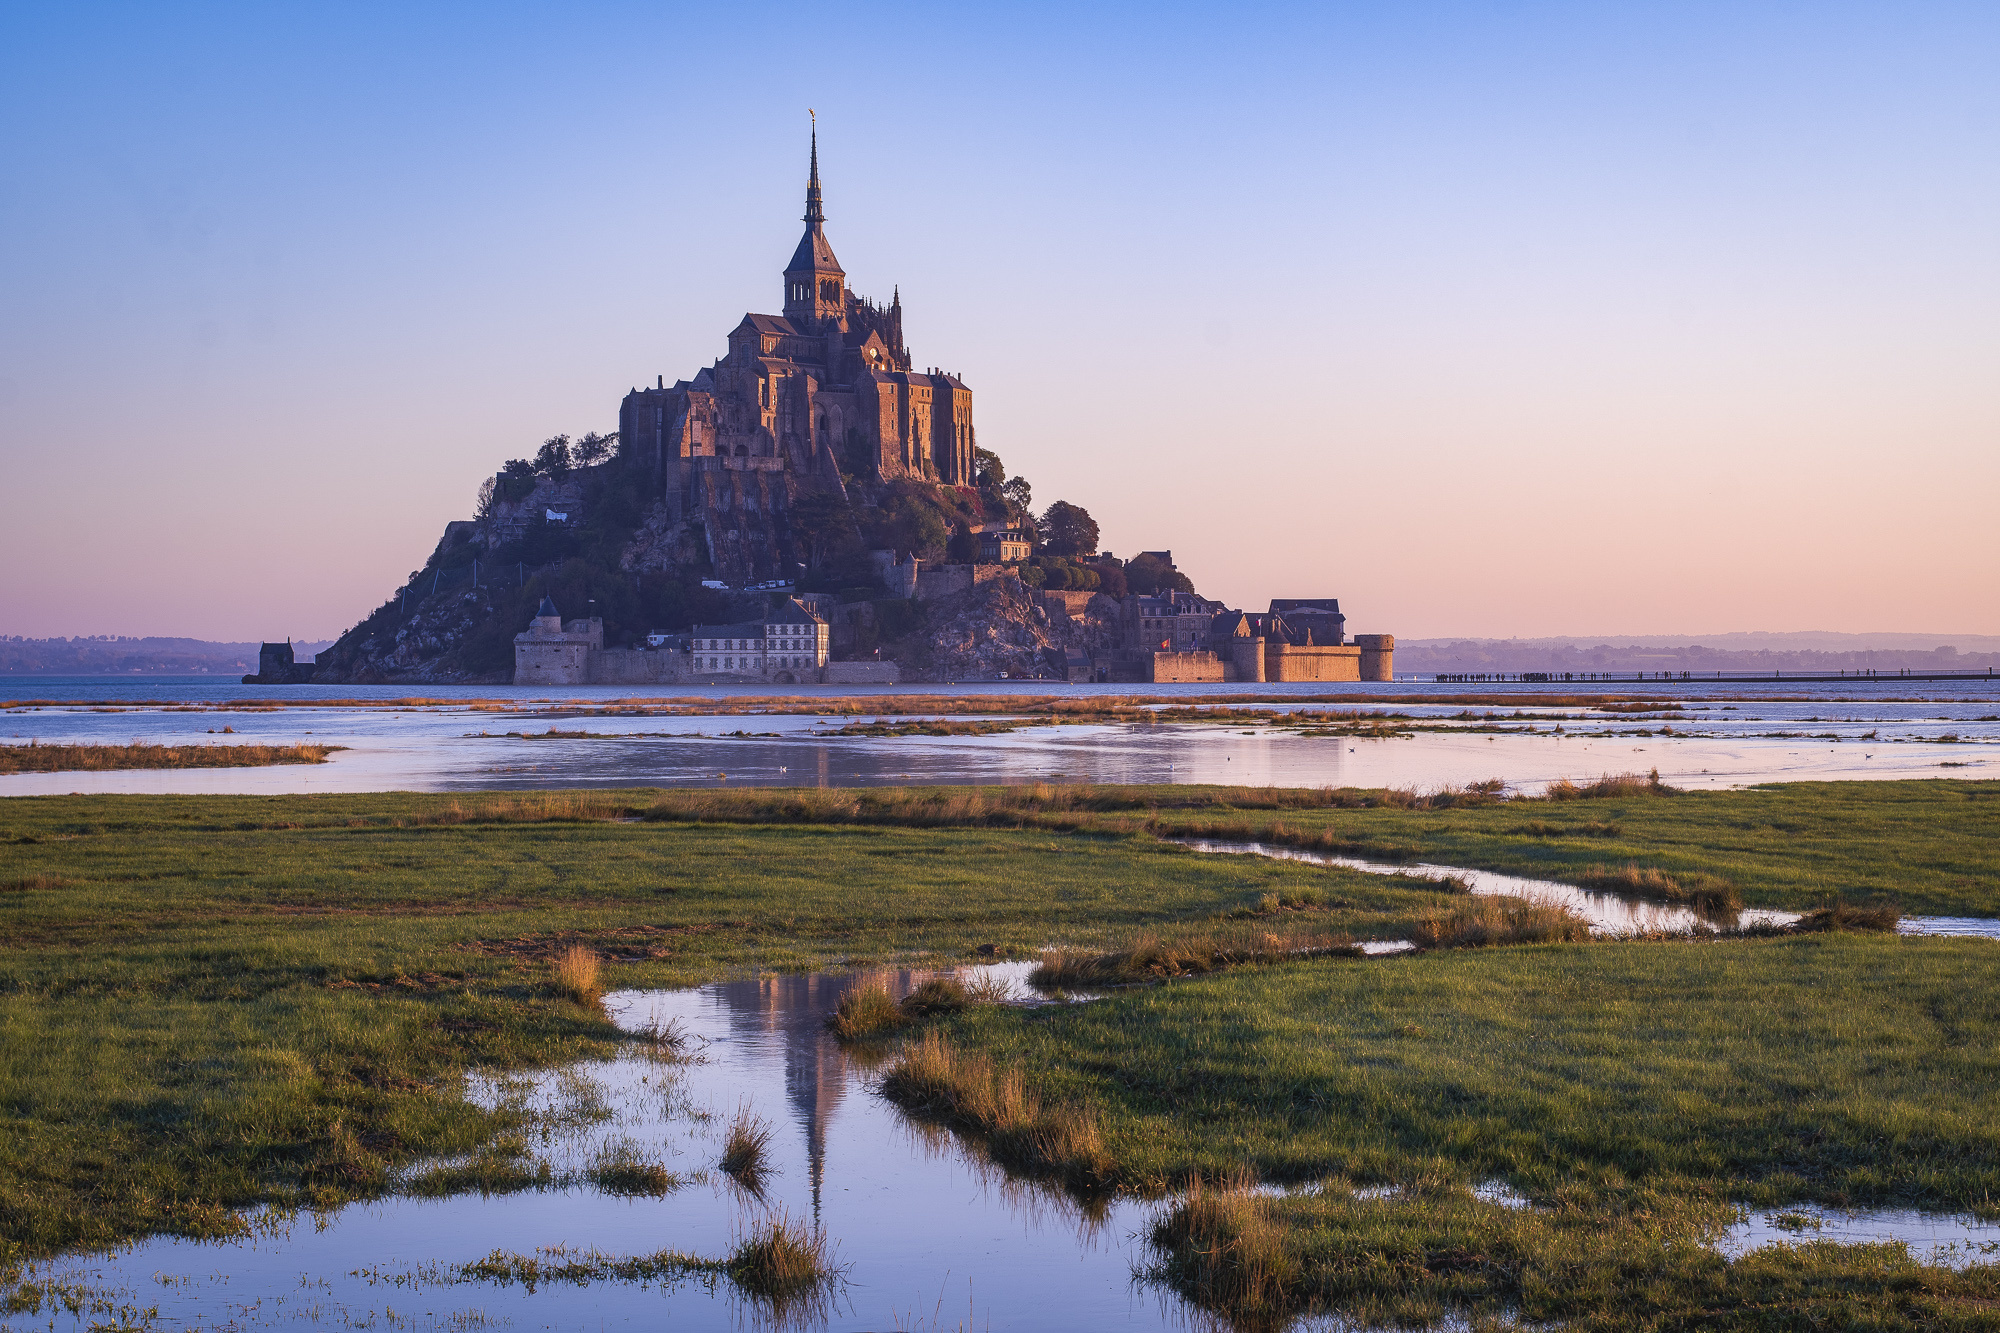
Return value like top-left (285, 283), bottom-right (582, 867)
top-left (3, 3), bottom-right (1995, 642)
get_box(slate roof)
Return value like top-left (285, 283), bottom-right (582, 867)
top-left (690, 621), bottom-right (768, 640)
top-left (786, 224), bottom-right (844, 277)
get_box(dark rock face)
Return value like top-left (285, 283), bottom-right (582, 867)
top-left (905, 576), bottom-right (1082, 681)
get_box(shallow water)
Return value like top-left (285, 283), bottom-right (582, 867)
top-left (1721, 1205), bottom-right (2000, 1269)
top-left (2, 678), bottom-right (1996, 797)
top-left (1172, 839), bottom-right (1996, 940)
top-left (9, 955), bottom-right (1995, 1330)
top-left (0, 964), bottom-right (1181, 1333)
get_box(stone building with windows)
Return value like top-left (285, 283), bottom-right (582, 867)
top-left (617, 129), bottom-right (978, 583)
top-left (1125, 590), bottom-right (1224, 655)
top-left (512, 597), bottom-right (831, 685)
top-left (1146, 607), bottom-right (1394, 683)
top-left (689, 599), bottom-right (831, 683)
top-left (972, 523), bottom-right (1030, 563)
top-left (513, 598), bottom-right (604, 686)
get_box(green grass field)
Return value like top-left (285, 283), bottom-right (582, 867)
top-left (1, 780), bottom-right (1996, 1328)
top-left (926, 935), bottom-right (2000, 1329)
top-left (1164, 777), bottom-right (2000, 917)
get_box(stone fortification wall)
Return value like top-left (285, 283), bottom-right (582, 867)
top-left (914, 562), bottom-right (1004, 602)
top-left (1039, 589), bottom-right (1097, 620)
top-left (822, 660), bottom-right (901, 684)
top-left (515, 641), bottom-right (594, 686)
top-left (870, 550), bottom-right (920, 599)
top-left (1149, 651), bottom-right (1228, 683)
top-left (1355, 634), bottom-right (1395, 682)
top-left (1265, 643), bottom-right (1363, 683)
top-left (587, 649), bottom-right (694, 685)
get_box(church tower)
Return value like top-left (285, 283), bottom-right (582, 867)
top-left (783, 121), bottom-right (846, 328)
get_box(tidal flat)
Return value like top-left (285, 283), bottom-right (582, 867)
top-left (1, 779), bottom-right (1997, 1329)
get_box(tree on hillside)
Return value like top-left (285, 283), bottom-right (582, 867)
top-left (1126, 551), bottom-right (1194, 596)
top-left (974, 449), bottom-right (1005, 489)
top-left (787, 486), bottom-right (856, 570)
top-left (535, 435), bottom-right (573, 478)
top-left (574, 431), bottom-right (616, 465)
top-left (497, 458), bottom-right (538, 502)
top-left (1002, 475), bottom-right (1033, 519)
top-left (894, 499), bottom-right (950, 561)
top-left (1039, 501), bottom-right (1100, 558)
top-left (475, 476), bottom-right (497, 518)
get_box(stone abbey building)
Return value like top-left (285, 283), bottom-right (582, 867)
top-left (617, 132), bottom-right (976, 581)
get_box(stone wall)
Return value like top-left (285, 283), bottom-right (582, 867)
top-left (515, 640), bottom-right (594, 686)
top-left (587, 648), bottom-right (694, 685)
top-left (914, 562), bottom-right (1004, 602)
top-left (1039, 589), bottom-right (1097, 620)
top-left (870, 549), bottom-right (920, 598)
top-left (1355, 634), bottom-right (1395, 682)
top-left (1148, 651), bottom-right (1228, 683)
top-left (1265, 643), bottom-right (1363, 682)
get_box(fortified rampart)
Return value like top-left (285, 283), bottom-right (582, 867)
top-left (1154, 633), bottom-right (1395, 683)
top-left (1149, 651), bottom-right (1229, 683)
top-left (914, 562), bottom-right (1005, 602)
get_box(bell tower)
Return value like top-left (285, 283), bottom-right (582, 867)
top-left (783, 115), bottom-right (847, 328)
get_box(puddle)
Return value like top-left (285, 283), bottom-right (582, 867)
top-left (0, 962), bottom-right (1177, 1332)
top-left (9, 954), bottom-right (1995, 1329)
top-left (1721, 1205), bottom-right (2000, 1269)
top-left (1172, 839), bottom-right (1993, 941)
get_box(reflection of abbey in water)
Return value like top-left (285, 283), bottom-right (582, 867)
top-left (707, 969), bottom-right (900, 1218)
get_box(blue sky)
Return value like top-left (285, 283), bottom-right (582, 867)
top-left (2, 2), bottom-right (1995, 640)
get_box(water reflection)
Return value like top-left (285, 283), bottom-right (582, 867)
top-left (1722, 1205), bottom-right (2000, 1269)
top-left (4, 682), bottom-right (1998, 797)
top-left (1171, 840), bottom-right (1995, 941)
top-left (1, 961), bottom-right (1160, 1333)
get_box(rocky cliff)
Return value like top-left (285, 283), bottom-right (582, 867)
top-left (306, 442), bottom-right (1060, 685)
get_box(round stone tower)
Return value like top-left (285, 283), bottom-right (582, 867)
top-left (1356, 634), bottom-right (1395, 682)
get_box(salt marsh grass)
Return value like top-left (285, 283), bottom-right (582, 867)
top-left (1409, 896), bottom-right (1594, 949)
top-left (1575, 862), bottom-right (1743, 913)
top-left (0, 741), bottom-right (339, 773)
top-left (586, 1139), bottom-right (681, 1196)
top-left (827, 974), bottom-right (1011, 1040)
top-left (882, 1032), bottom-right (1112, 1189)
top-left (720, 1107), bottom-right (774, 1188)
top-left (550, 946), bottom-right (602, 1006)
top-left (1031, 923), bottom-right (1359, 988)
top-left (0, 779), bottom-right (1991, 1270)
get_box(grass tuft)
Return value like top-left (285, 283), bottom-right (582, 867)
top-left (1410, 897), bottom-right (1594, 950)
top-left (827, 974), bottom-right (1012, 1041)
top-left (727, 1210), bottom-right (841, 1312)
top-left (880, 1031), bottom-right (1113, 1189)
top-left (549, 946), bottom-right (602, 1006)
top-left (586, 1139), bottom-right (681, 1196)
top-left (1575, 863), bottom-right (1742, 913)
top-left (1793, 901), bottom-right (1903, 933)
top-left (1032, 924), bottom-right (1359, 989)
top-left (827, 984), bottom-right (902, 1040)
top-left (720, 1106), bottom-right (774, 1188)
top-left (1543, 768), bottom-right (1677, 800)
top-left (1148, 1169), bottom-right (1298, 1326)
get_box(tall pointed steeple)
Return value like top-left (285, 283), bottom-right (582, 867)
top-left (804, 114), bottom-right (824, 228)
top-left (784, 111), bottom-right (845, 326)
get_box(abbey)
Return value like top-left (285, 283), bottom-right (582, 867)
top-left (618, 132), bottom-right (975, 582)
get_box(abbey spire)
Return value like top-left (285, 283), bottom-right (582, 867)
top-left (804, 119), bottom-right (824, 228)
top-left (784, 115), bottom-right (845, 326)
